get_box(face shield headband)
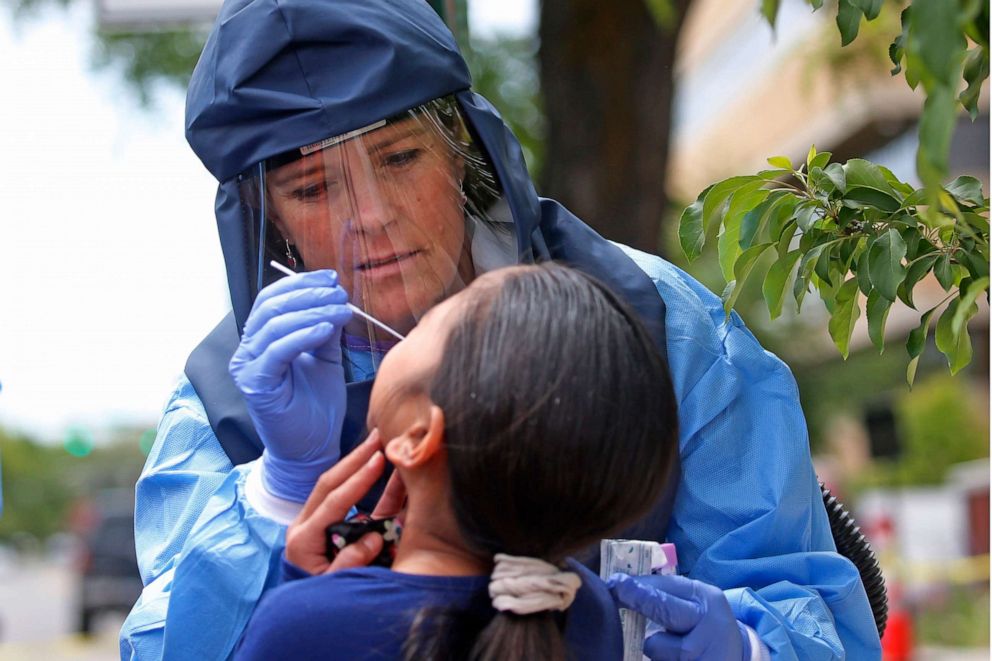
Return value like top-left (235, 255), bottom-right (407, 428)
top-left (235, 96), bottom-right (511, 362)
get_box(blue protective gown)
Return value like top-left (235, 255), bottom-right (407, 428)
top-left (121, 0), bottom-right (881, 658)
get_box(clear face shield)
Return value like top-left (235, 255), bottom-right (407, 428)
top-left (236, 96), bottom-right (505, 350)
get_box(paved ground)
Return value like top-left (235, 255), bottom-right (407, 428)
top-left (0, 553), bottom-right (122, 660)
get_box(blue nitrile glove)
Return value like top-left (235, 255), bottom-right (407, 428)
top-left (607, 573), bottom-right (752, 661)
top-left (229, 269), bottom-right (353, 503)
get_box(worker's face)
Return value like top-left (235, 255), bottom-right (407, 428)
top-left (266, 117), bottom-right (472, 336)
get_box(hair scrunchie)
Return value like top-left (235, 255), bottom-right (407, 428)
top-left (488, 553), bottom-right (582, 615)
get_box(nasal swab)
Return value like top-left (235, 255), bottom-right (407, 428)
top-left (269, 260), bottom-right (406, 341)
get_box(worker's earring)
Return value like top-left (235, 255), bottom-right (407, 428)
top-left (459, 183), bottom-right (468, 207)
top-left (284, 239), bottom-right (298, 270)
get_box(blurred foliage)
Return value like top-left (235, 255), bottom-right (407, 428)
top-left (0, 426), bottom-right (149, 544)
top-left (792, 343), bottom-right (910, 453)
top-left (92, 30), bottom-right (207, 106)
top-left (0, 429), bottom-right (75, 543)
top-left (915, 584), bottom-right (990, 647)
top-left (4, 0), bottom-right (206, 106)
top-left (3, 0), bottom-right (546, 142)
top-left (465, 34), bottom-right (545, 182)
top-left (855, 372), bottom-right (987, 487)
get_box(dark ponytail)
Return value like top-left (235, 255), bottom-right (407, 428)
top-left (405, 263), bottom-right (679, 660)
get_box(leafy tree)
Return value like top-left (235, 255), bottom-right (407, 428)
top-left (681, 0), bottom-right (989, 385)
top-left (0, 426), bottom-right (148, 544)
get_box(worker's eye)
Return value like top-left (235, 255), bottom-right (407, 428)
top-left (291, 180), bottom-right (338, 201)
top-left (382, 149), bottom-right (421, 168)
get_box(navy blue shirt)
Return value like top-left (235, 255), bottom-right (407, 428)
top-left (235, 559), bottom-right (622, 660)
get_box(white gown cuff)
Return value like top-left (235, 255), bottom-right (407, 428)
top-left (245, 459), bottom-right (304, 525)
top-left (744, 624), bottom-right (771, 661)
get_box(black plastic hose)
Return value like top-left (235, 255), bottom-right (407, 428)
top-left (820, 482), bottom-right (889, 638)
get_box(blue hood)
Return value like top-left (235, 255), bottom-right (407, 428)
top-left (184, 0), bottom-right (675, 525)
top-left (187, 0), bottom-right (471, 183)
top-left (186, 0), bottom-right (549, 331)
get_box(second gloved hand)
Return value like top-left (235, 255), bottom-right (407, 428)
top-left (607, 573), bottom-right (752, 661)
top-left (230, 269), bottom-right (353, 503)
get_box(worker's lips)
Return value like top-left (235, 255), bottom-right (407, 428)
top-left (354, 250), bottom-right (421, 277)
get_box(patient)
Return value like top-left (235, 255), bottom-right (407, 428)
top-left (235, 263), bottom-right (679, 660)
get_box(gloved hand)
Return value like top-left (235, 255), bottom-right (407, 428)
top-left (230, 269), bottom-right (353, 503)
top-left (607, 573), bottom-right (752, 661)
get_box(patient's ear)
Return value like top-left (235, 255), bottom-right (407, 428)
top-left (385, 405), bottom-right (445, 468)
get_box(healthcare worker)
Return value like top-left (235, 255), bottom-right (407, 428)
top-left (120, 1), bottom-right (881, 659)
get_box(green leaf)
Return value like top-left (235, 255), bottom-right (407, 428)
top-left (828, 278), bottom-right (862, 359)
top-left (836, 0), bottom-right (862, 46)
top-left (910, 0), bottom-right (967, 86)
top-left (906, 355), bottom-right (922, 387)
top-left (959, 46), bottom-right (989, 121)
top-left (844, 159), bottom-right (896, 194)
top-left (902, 189), bottom-right (929, 207)
top-left (899, 253), bottom-right (939, 308)
top-left (795, 202), bottom-right (822, 231)
top-left (763, 249), bottom-right (803, 319)
top-left (856, 247), bottom-right (873, 295)
top-left (916, 76), bottom-right (957, 192)
top-left (810, 167), bottom-right (834, 194)
top-left (822, 163), bottom-right (847, 194)
top-left (741, 193), bottom-right (794, 248)
top-left (934, 253), bottom-right (955, 290)
top-left (945, 175), bottom-right (986, 206)
top-left (908, 305), bottom-right (938, 359)
top-left (899, 225), bottom-right (923, 261)
top-left (701, 176), bottom-right (762, 237)
top-left (866, 289), bottom-right (892, 353)
top-left (952, 277), bottom-right (989, 335)
top-left (757, 168), bottom-right (794, 180)
top-left (740, 196), bottom-right (774, 249)
top-left (767, 155), bottom-right (793, 170)
top-left (877, 165), bottom-right (915, 197)
top-left (959, 248), bottom-right (990, 281)
top-left (935, 299), bottom-right (974, 374)
top-left (809, 151), bottom-right (832, 172)
top-left (889, 8), bottom-right (910, 75)
top-left (814, 243), bottom-right (835, 285)
top-left (793, 269), bottom-right (811, 311)
top-left (852, 0), bottom-right (882, 20)
top-left (809, 0), bottom-right (824, 9)
top-left (644, 0), bottom-right (678, 29)
top-left (905, 304), bottom-right (938, 387)
top-left (844, 185), bottom-right (902, 212)
top-left (678, 189), bottom-right (708, 261)
top-left (774, 219), bottom-right (798, 258)
top-left (724, 244), bottom-right (773, 314)
top-left (718, 224), bottom-right (743, 285)
top-left (867, 229), bottom-right (908, 301)
top-left (761, 0), bottom-right (781, 27)
top-left (719, 186), bottom-right (771, 280)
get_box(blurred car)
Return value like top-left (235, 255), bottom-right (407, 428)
top-left (74, 489), bottom-right (142, 635)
